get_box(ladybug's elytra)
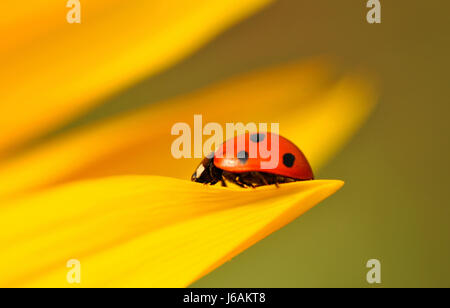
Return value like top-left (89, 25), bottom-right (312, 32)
top-left (191, 133), bottom-right (314, 188)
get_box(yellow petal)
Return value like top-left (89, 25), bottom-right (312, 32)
top-left (0, 0), bottom-right (272, 154)
top-left (0, 176), bottom-right (343, 287)
top-left (0, 59), bottom-right (376, 201)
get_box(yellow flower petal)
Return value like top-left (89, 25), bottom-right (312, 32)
top-left (0, 176), bottom-right (343, 287)
top-left (0, 59), bottom-right (375, 201)
top-left (0, 0), bottom-right (272, 154)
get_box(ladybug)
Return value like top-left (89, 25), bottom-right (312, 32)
top-left (191, 132), bottom-right (314, 188)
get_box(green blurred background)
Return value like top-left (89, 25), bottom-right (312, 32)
top-left (56, 0), bottom-right (450, 287)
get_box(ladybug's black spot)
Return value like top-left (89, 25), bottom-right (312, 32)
top-left (283, 153), bottom-right (295, 168)
top-left (237, 151), bottom-right (249, 164)
top-left (250, 133), bottom-right (265, 143)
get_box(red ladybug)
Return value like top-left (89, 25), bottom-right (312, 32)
top-left (191, 133), bottom-right (314, 188)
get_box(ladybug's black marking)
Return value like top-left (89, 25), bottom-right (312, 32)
top-left (283, 153), bottom-right (295, 167)
top-left (237, 151), bottom-right (249, 164)
top-left (250, 133), bottom-right (265, 143)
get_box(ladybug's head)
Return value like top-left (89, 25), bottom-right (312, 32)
top-left (191, 156), bottom-right (215, 183)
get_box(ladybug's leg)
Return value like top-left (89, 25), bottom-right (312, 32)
top-left (272, 175), bottom-right (283, 188)
top-left (222, 171), bottom-right (245, 188)
top-left (208, 161), bottom-right (216, 184)
top-left (207, 159), bottom-right (225, 186)
top-left (237, 172), bottom-right (268, 188)
top-left (237, 174), bottom-right (256, 188)
top-left (232, 174), bottom-right (247, 188)
top-left (234, 176), bottom-right (247, 188)
top-left (252, 172), bottom-right (269, 187)
top-left (220, 175), bottom-right (227, 187)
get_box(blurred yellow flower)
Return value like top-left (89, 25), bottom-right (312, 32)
top-left (0, 1), bottom-right (377, 288)
top-left (0, 0), bottom-right (272, 155)
top-left (0, 59), bottom-right (375, 201)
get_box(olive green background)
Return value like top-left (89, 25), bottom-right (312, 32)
top-left (43, 0), bottom-right (450, 287)
top-left (190, 0), bottom-right (450, 288)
